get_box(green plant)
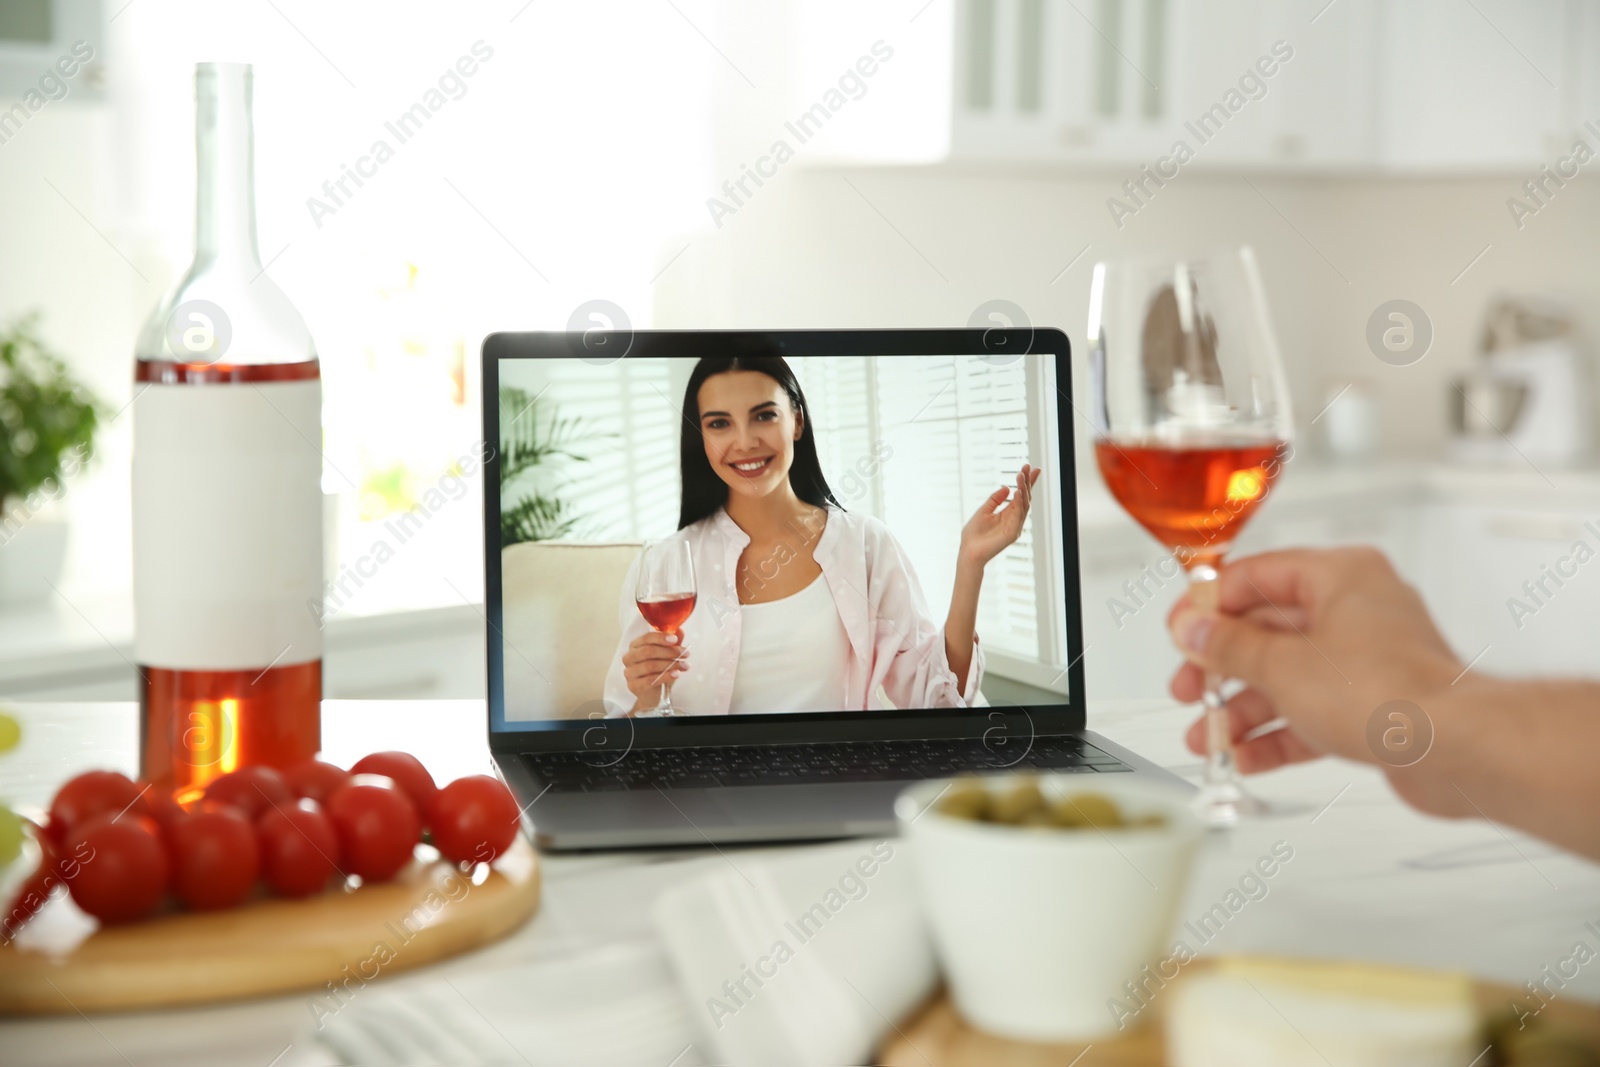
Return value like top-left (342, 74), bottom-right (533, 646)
top-left (0, 314), bottom-right (102, 518)
top-left (498, 387), bottom-right (599, 546)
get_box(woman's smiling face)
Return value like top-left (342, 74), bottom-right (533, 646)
top-left (697, 370), bottom-right (801, 502)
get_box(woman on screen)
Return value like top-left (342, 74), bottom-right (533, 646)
top-left (602, 355), bottom-right (1041, 716)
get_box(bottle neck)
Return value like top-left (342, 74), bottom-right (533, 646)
top-left (194, 65), bottom-right (261, 272)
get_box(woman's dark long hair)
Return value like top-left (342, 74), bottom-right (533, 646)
top-left (678, 355), bottom-right (843, 529)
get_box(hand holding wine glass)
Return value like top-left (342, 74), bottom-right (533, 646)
top-left (622, 631), bottom-right (690, 713)
top-left (632, 539), bottom-right (697, 717)
top-left (1089, 247), bottom-right (1294, 825)
top-left (1165, 546), bottom-right (1463, 775)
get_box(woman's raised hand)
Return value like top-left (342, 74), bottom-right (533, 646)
top-left (959, 463), bottom-right (1043, 567)
top-left (622, 631), bottom-right (689, 713)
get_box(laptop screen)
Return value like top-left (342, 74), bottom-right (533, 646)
top-left (484, 333), bottom-right (1082, 738)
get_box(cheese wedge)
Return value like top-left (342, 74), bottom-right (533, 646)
top-left (1166, 956), bottom-right (1481, 1067)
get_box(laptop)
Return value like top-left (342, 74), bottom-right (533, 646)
top-left (482, 327), bottom-right (1190, 850)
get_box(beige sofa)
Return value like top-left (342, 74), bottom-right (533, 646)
top-left (499, 540), bottom-right (641, 719)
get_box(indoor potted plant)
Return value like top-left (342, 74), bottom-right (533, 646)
top-left (0, 313), bottom-right (103, 603)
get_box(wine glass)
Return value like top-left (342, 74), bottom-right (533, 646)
top-left (1088, 246), bottom-right (1294, 826)
top-left (634, 539), bottom-right (697, 717)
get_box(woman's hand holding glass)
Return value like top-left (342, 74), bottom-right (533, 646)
top-left (958, 464), bottom-right (1042, 566)
top-left (622, 631), bottom-right (690, 714)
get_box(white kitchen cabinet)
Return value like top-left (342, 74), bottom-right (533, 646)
top-left (1373, 0), bottom-right (1570, 170)
top-left (793, 0), bottom-right (1593, 173)
top-left (1418, 501), bottom-right (1600, 679)
top-left (950, 0), bottom-right (1179, 165)
top-left (1246, 0), bottom-right (1384, 169)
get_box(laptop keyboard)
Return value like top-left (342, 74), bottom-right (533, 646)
top-left (521, 735), bottom-right (1131, 793)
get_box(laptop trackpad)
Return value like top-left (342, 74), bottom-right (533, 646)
top-left (707, 781), bottom-right (906, 827)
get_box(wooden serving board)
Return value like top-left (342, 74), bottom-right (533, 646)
top-left (0, 839), bottom-right (539, 1015)
top-left (878, 967), bottom-right (1600, 1066)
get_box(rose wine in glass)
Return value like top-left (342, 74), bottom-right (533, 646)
top-left (1089, 248), bottom-right (1294, 826)
top-left (1094, 440), bottom-right (1285, 563)
top-left (635, 540), bottom-right (696, 716)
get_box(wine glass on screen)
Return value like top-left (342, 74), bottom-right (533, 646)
top-left (1088, 246), bottom-right (1293, 826)
top-left (634, 539), bottom-right (697, 717)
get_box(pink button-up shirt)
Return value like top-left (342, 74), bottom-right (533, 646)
top-left (603, 507), bottom-right (983, 715)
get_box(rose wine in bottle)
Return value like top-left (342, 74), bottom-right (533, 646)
top-left (133, 63), bottom-right (322, 802)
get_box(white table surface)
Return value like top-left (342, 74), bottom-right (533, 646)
top-left (2, 699), bottom-right (1596, 1066)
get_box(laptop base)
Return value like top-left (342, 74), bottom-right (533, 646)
top-left (497, 731), bottom-right (1193, 851)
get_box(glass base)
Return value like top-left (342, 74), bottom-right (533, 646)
top-left (636, 702), bottom-right (679, 718)
top-left (1193, 781), bottom-right (1309, 827)
top-left (633, 687), bottom-right (678, 723)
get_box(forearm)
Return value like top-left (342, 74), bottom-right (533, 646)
top-left (1386, 675), bottom-right (1600, 860)
top-left (943, 556), bottom-right (984, 692)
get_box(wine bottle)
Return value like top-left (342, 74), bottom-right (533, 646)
top-left (132, 63), bottom-right (322, 801)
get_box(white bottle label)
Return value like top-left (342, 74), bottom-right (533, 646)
top-left (133, 379), bottom-right (324, 670)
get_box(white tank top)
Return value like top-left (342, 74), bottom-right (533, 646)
top-left (727, 573), bottom-right (851, 714)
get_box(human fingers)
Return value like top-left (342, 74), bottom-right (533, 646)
top-left (1181, 687), bottom-right (1281, 754)
top-left (629, 632), bottom-right (688, 664)
top-left (1170, 660), bottom-right (1204, 703)
top-left (1169, 601), bottom-right (1321, 696)
top-left (1211, 546), bottom-right (1402, 618)
top-left (1232, 725), bottom-right (1322, 774)
top-left (627, 656), bottom-right (687, 690)
top-left (1166, 590), bottom-right (1305, 634)
top-left (1007, 475), bottom-right (1032, 526)
top-left (624, 637), bottom-right (688, 675)
top-left (626, 645), bottom-right (687, 669)
top-left (1183, 700), bottom-right (1319, 775)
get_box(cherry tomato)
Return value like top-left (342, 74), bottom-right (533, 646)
top-left (48, 770), bottom-right (147, 844)
top-left (325, 778), bottom-right (419, 882)
top-left (166, 807), bottom-right (259, 911)
top-left (429, 775), bottom-right (521, 865)
top-left (141, 785), bottom-right (189, 829)
top-left (64, 815), bottom-right (168, 924)
top-left (349, 753), bottom-right (437, 825)
top-left (257, 799), bottom-right (341, 898)
top-left (203, 766), bottom-right (293, 821)
top-left (281, 759), bottom-right (351, 805)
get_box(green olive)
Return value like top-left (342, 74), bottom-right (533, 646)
top-left (1052, 792), bottom-right (1125, 829)
top-left (990, 781), bottom-right (1047, 823)
top-left (937, 784), bottom-right (991, 821)
top-left (0, 806), bottom-right (24, 868)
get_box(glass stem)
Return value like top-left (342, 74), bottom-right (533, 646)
top-left (1201, 668), bottom-right (1236, 786)
top-left (1186, 561), bottom-right (1240, 792)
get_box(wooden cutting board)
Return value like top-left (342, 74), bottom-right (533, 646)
top-left (0, 839), bottom-right (539, 1015)
top-left (878, 966), bottom-right (1600, 1066)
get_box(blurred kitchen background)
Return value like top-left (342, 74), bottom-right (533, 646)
top-left (2, 0), bottom-right (1598, 703)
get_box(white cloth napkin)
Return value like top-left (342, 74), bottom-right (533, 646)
top-left (314, 941), bottom-right (703, 1066)
top-left (312, 839), bottom-right (936, 1067)
top-left (651, 838), bottom-right (938, 1066)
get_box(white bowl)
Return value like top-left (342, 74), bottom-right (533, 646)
top-left (896, 774), bottom-right (1203, 1042)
